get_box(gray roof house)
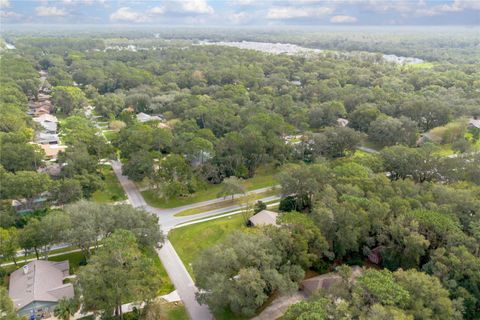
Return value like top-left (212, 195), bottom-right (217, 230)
top-left (37, 121), bottom-right (57, 134)
top-left (137, 112), bottom-right (163, 123)
top-left (247, 210), bottom-right (279, 227)
top-left (36, 133), bottom-right (59, 145)
top-left (9, 260), bottom-right (74, 318)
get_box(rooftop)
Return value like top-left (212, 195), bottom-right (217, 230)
top-left (248, 210), bottom-right (279, 226)
top-left (9, 260), bottom-right (74, 311)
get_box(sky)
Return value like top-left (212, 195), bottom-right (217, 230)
top-left (1, 0), bottom-right (479, 26)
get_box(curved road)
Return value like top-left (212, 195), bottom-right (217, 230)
top-left (111, 160), bottom-right (279, 320)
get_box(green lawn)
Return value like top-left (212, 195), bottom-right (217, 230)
top-left (174, 189), bottom-right (278, 217)
top-left (92, 165), bottom-right (127, 203)
top-left (158, 302), bottom-right (189, 320)
top-left (77, 302), bottom-right (188, 320)
top-left (169, 214), bottom-right (247, 277)
top-left (142, 165), bottom-right (278, 209)
top-left (142, 247), bottom-right (175, 295)
top-left (103, 130), bottom-right (118, 142)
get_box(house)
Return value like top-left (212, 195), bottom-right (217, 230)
top-left (33, 107), bottom-right (50, 117)
top-left (468, 117), bottom-right (480, 129)
top-left (36, 120), bottom-right (57, 134)
top-left (38, 163), bottom-right (62, 176)
top-left (37, 93), bottom-right (51, 102)
top-left (137, 112), bottom-right (163, 123)
top-left (247, 210), bottom-right (279, 227)
top-left (36, 133), bottom-right (60, 145)
top-left (9, 260), bottom-right (74, 318)
top-left (37, 144), bottom-right (66, 160)
top-left (300, 266), bottom-right (363, 297)
top-left (33, 114), bottom-right (58, 124)
top-left (367, 246), bottom-right (383, 265)
top-left (337, 118), bottom-right (349, 127)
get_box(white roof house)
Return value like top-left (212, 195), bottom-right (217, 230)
top-left (9, 260), bottom-right (74, 317)
top-left (137, 112), bottom-right (163, 123)
top-left (468, 118), bottom-right (480, 129)
top-left (337, 118), bottom-right (349, 127)
top-left (33, 114), bottom-right (58, 124)
top-left (248, 210), bottom-right (279, 227)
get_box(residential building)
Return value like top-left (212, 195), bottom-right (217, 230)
top-left (9, 260), bottom-right (74, 318)
top-left (247, 210), bottom-right (279, 227)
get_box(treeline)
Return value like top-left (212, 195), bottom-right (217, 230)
top-left (195, 154), bottom-right (480, 318)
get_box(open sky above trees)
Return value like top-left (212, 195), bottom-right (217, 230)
top-left (1, 0), bottom-right (480, 26)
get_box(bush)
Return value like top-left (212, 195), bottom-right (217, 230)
top-left (279, 196), bottom-right (297, 212)
top-left (254, 200), bottom-right (267, 213)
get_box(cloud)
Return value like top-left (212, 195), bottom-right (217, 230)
top-left (0, 0), bottom-right (10, 9)
top-left (330, 15), bottom-right (357, 23)
top-left (149, 6), bottom-right (165, 15)
top-left (152, 0), bottom-right (214, 15)
top-left (230, 0), bottom-right (256, 5)
top-left (62, 0), bottom-right (107, 5)
top-left (110, 7), bottom-right (149, 22)
top-left (415, 0), bottom-right (480, 17)
top-left (35, 6), bottom-right (68, 17)
top-left (176, 0), bottom-right (214, 14)
top-left (267, 6), bottom-right (334, 19)
top-left (229, 11), bottom-right (253, 24)
top-left (0, 10), bottom-right (20, 18)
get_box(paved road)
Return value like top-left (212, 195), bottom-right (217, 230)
top-left (112, 160), bottom-right (279, 229)
top-left (111, 159), bottom-right (282, 320)
top-left (112, 160), bottom-right (213, 319)
top-left (156, 241), bottom-right (212, 320)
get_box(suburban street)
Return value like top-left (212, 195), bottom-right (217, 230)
top-left (111, 159), bottom-right (279, 320)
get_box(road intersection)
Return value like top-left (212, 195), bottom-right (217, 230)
top-left (111, 160), bottom-right (280, 320)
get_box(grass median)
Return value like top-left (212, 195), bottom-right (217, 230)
top-left (173, 188), bottom-right (279, 217)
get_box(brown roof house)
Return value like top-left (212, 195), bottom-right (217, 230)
top-left (9, 260), bottom-right (74, 318)
top-left (247, 210), bottom-right (279, 227)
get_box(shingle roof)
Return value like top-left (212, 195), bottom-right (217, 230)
top-left (9, 260), bottom-right (74, 311)
top-left (248, 210), bottom-right (279, 226)
top-left (469, 118), bottom-right (480, 129)
top-left (33, 114), bottom-right (58, 123)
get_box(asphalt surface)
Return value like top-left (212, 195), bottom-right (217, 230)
top-left (111, 160), bottom-right (279, 320)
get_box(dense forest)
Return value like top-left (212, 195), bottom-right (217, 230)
top-left (1, 28), bottom-right (479, 319)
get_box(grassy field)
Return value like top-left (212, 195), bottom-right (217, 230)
top-left (92, 165), bottom-right (127, 203)
top-left (142, 165), bottom-right (278, 209)
top-left (174, 189), bottom-right (279, 217)
top-left (103, 130), bottom-right (118, 142)
top-left (77, 302), bottom-right (188, 320)
top-left (169, 214), bottom-right (248, 277)
top-left (143, 247), bottom-right (175, 295)
top-left (158, 302), bottom-right (189, 320)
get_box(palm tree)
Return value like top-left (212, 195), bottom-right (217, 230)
top-left (54, 298), bottom-right (78, 320)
